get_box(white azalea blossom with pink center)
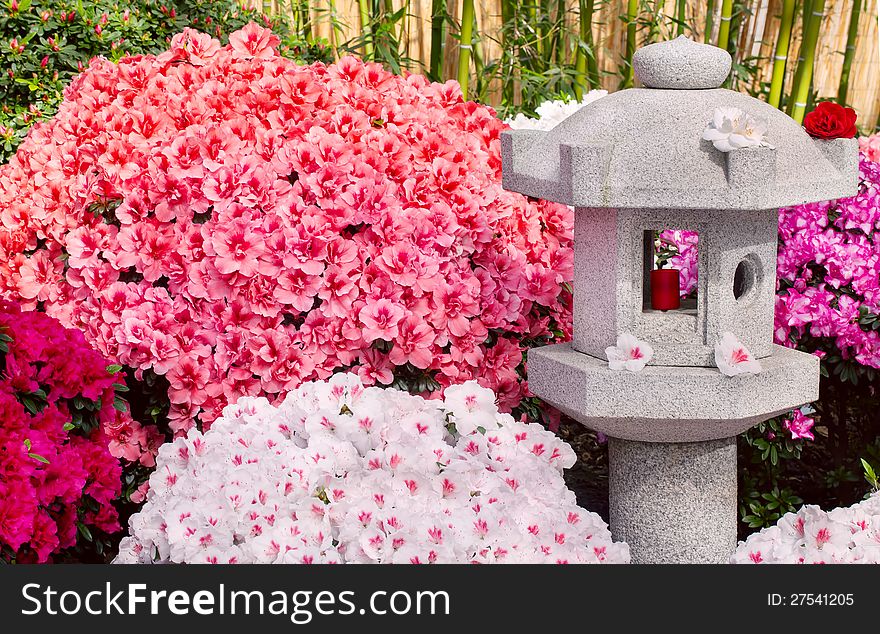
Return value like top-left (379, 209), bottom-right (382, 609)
top-left (732, 494), bottom-right (880, 564)
top-left (504, 91), bottom-right (608, 131)
top-left (714, 332), bottom-right (762, 376)
top-left (114, 375), bottom-right (630, 564)
top-left (605, 333), bottom-right (653, 372)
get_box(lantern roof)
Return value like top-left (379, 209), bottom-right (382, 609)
top-left (501, 36), bottom-right (858, 211)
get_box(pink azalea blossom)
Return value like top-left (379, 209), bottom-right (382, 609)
top-left (784, 410), bottom-right (815, 441)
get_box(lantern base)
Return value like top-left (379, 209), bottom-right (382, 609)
top-left (527, 342), bottom-right (818, 443)
top-left (609, 435), bottom-right (737, 564)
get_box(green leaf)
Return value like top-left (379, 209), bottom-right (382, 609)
top-left (63, 422), bottom-right (75, 431)
top-left (76, 522), bottom-right (93, 542)
top-left (20, 396), bottom-right (38, 415)
top-left (23, 438), bottom-right (31, 450)
top-left (28, 452), bottom-right (49, 464)
top-left (106, 364), bottom-right (123, 374)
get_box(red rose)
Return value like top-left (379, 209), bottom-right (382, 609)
top-left (803, 101), bottom-right (858, 139)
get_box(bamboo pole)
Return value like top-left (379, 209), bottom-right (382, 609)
top-left (676, 0), bottom-right (686, 36)
top-left (717, 0), bottom-right (733, 51)
top-left (555, 0), bottom-right (567, 65)
top-left (838, 0), bottom-right (863, 105)
top-left (768, 0), bottom-right (796, 109)
top-left (574, 0), bottom-right (594, 98)
top-left (621, 0), bottom-right (639, 89)
top-left (790, 0), bottom-right (826, 124)
top-left (358, 0), bottom-right (374, 57)
top-left (500, 0), bottom-right (514, 103)
top-left (300, 1), bottom-right (313, 42)
top-left (705, 0), bottom-right (716, 43)
top-left (429, 0), bottom-right (446, 80)
top-left (457, 0), bottom-right (475, 100)
top-left (787, 0), bottom-right (813, 116)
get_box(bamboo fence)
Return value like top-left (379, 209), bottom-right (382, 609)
top-left (247, 1), bottom-right (880, 127)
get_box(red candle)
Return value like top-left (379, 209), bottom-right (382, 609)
top-left (651, 268), bottom-right (681, 311)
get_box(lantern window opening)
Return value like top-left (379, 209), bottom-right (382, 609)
top-left (641, 229), bottom-right (699, 314)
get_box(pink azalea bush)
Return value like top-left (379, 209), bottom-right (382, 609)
top-left (732, 493), bottom-right (880, 563)
top-left (114, 374), bottom-right (629, 564)
top-left (0, 301), bottom-right (123, 562)
top-left (0, 24), bottom-right (572, 465)
top-left (775, 150), bottom-right (880, 368)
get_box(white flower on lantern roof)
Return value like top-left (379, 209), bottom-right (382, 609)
top-left (714, 332), bottom-right (762, 377)
top-left (605, 333), bottom-right (653, 372)
top-left (703, 106), bottom-right (772, 152)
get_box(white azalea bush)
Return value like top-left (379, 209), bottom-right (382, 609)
top-left (114, 375), bottom-right (629, 564)
top-left (505, 90), bottom-right (608, 130)
top-left (731, 493), bottom-right (880, 564)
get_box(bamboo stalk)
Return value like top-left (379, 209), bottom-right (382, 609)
top-left (358, 0), bottom-right (373, 57)
top-left (429, 0), bottom-right (446, 81)
top-left (790, 0), bottom-right (826, 124)
top-left (788, 0), bottom-right (813, 116)
top-left (837, 0), bottom-right (863, 105)
top-left (457, 0), bottom-right (475, 100)
top-left (621, 0), bottom-right (638, 89)
top-left (676, 0), bottom-right (686, 36)
top-left (767, 0), bottom-right (796, 109)
top-left (300, 1), bottom-right (313, 43)
top-left (539, 0), bottom-right (552, 65)
top-left (555, 0), bottom-right (567, 65)
top-left (327, 0), bottom-right (345, 58)
top-left (717, 0), bottom-right (733, 51)
top-left (574, 0), bottom-right (589, 98)
top-left (585, 0), bottom-right (598, 89)
top-left (704, 0), bottom-right (716, 43)
top-left (527, 1), bottom-right (542, 61)
top-left (501, 0), bottom-right (514, 103)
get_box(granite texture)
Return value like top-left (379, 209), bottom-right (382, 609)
top-left (632, 35), bottom-right (732, 90)
top-left (609, 436), bottom-right (737, 563)
top-left (499, 93), bottom-right (858, 210)
top-left (527, 343), bottom-right (819, 442)
top-left (572, 207), bottom-right (777, 366)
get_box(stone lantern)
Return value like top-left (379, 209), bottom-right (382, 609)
top-left (501, 36), bottom-right (858, 563)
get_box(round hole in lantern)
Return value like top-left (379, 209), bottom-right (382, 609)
top-left (733, 254), bottom-right (761, 302)
top-left (650, 268), bottom-right (681, 311)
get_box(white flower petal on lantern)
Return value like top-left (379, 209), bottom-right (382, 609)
top-left (605, 332), bottom-right (654, 372)
top-left (703, 106), bottom-right (771, 153)
top-left (714, 332), bottom-right (762, 377)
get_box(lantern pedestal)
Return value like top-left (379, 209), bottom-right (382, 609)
top-left (608, 436), bottom-right (736, 564)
